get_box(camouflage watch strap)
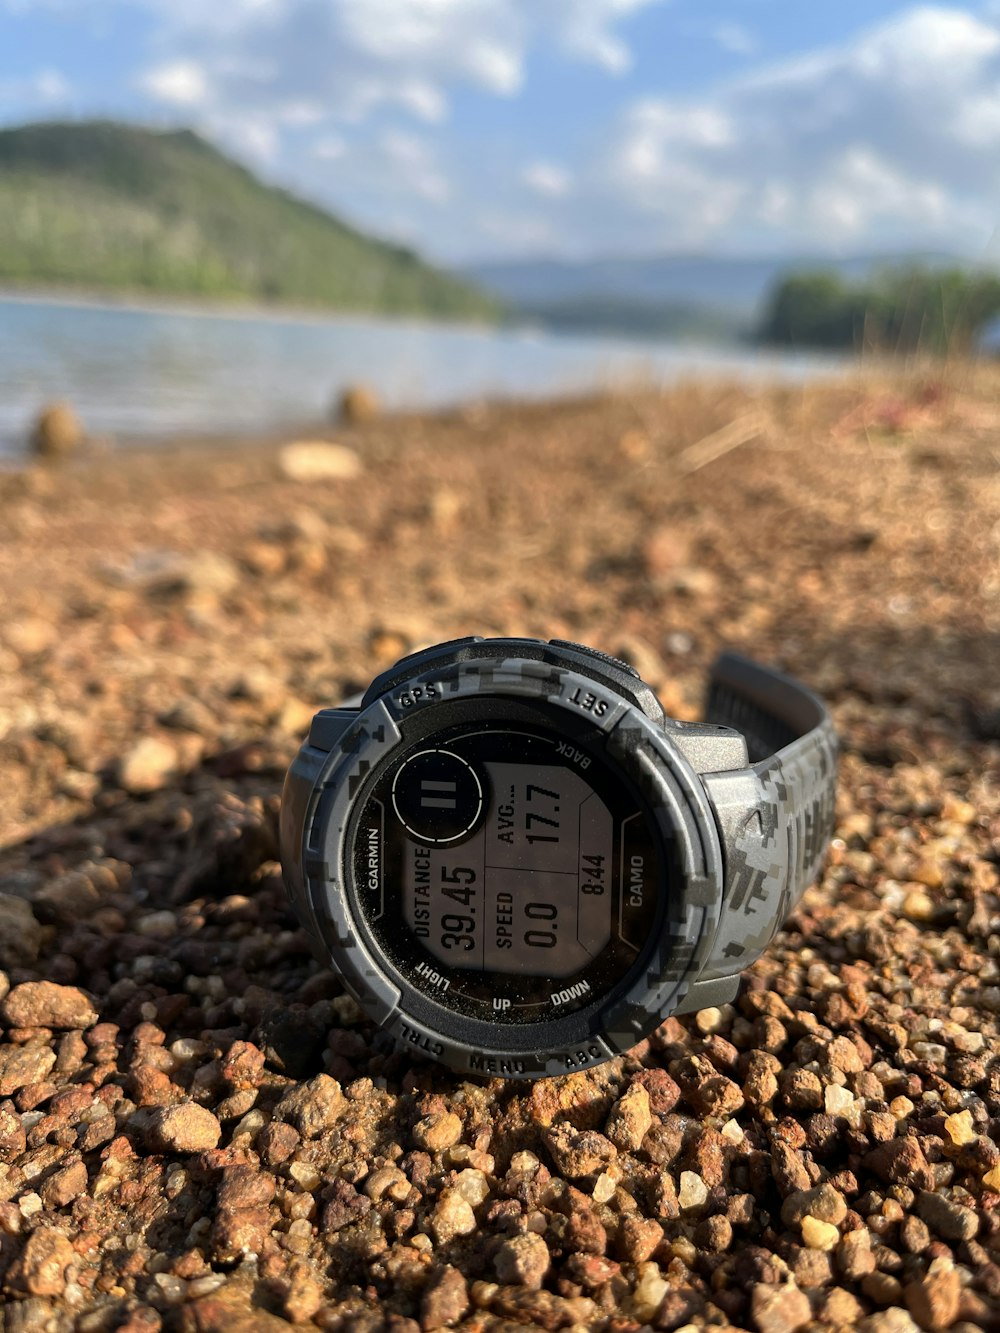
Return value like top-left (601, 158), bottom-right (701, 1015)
top-left (706, 651), bottom-right (838, 918)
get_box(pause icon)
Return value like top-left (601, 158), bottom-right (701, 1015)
top-left (421, 780), bottom-right (457, 810)
top-left (391, 748), bottom-right (484, 844)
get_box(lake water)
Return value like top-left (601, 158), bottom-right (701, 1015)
top-left (0, 293), bottom-right (844, 456)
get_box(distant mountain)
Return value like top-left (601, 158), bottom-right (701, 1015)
top-left (0, 120), bottom-right (498, 320)
top-left (466, 251), bottom-right (963, 335)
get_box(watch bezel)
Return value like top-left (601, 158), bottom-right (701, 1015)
top-left (298, 653), bottom-right (724, 1078)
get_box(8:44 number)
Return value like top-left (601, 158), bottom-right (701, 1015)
top-left (581, 852), bottom-right (605, 896)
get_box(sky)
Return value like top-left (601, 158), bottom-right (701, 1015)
top-left (1, 0), bottom-right (999, 267)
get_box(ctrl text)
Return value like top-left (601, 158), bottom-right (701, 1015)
top-left (398, 1021), bottom-right (443, 1057)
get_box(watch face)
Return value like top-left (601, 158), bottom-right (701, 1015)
top-left (346, 715), bottom-right (665, 1024)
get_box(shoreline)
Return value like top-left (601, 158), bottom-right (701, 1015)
top-left (0, 283), bottom-right (506, 337)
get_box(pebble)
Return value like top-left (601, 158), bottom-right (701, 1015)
top-left (273, 1074), bottom-right (345, 1138)
top-left (943, 1109), bottom-right (976, 1146)
top-left (916, 1189), bottom-right (979, 1241)
top-left (630, 1262), bottom-right (668, 1323)
top-left (838, 1227), bottom-right (877, 1279)
top-left (117, 737), bottom-right (178, 795)
top-left (801, 1214), bottom-right (840, 1250)
top-left (493, 1234), bottom-right (550, 1289)
top-left (865, 1136), bottom-right (933, 1189)
top-left (431, 1187), bottom-right (477, 1243)
top-left (781, 1182), bottom-right (848, 1226)
top-left (145, 1103), bottom-right (222, 1153)
top-left (904, 1263), bottom-right (962, 1330)
top-left (413, 1110), bottom-right (462, 1152)
top-left (40, 1160), bottom-right (88, 1209)
top-left (30, 402), bottom-right (83, 459)
top-left (1, 982), bottom-right (97, 1030)
top-left (336, 383), bottom-right (380, 425)
top-left (678, 1171), bottom-right (708, 1211)
top-left (10, 1226), bottom-right (76, 1295)
top-left (605, 1082), bottom-right (652, 1151)
top-left (750, 1283), bottom-right (812, 1333)
top-left (279, 441), bottom-right (362, 482)
top-left (421, 1264), bottom-right (469, 1329)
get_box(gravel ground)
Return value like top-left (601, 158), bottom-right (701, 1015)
top-left (0, 368), bottom-right (998, 1332)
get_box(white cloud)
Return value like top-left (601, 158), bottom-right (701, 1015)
top-left (312, 134), bottom-right (347, 161)
top-left (599, 6), bottom-right (1000, 254)
top-left (379, 130), bottom-right (451, 201)
top-left (0, 66), bottom-right (71, 106)
top-left (710, 22), bottom-right (756, 57)
top-left (523, 161), bottom-right (572, 197)
top-left (141, 59), bottom-right (209, 107)
top-left (35, 68), bottom-right (71, 101)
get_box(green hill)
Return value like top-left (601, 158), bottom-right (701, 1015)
top-left (0, 120), bottom-right (498, 320)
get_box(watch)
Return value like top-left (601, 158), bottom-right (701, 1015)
top-left (279, 636), bottom-right (837, 1079)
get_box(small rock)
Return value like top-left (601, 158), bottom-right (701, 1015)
top-left (916, 1189), bottom-right (979, 1241)
top-left (902, 889), bottom-right (936, 923)
top-left (0, 1043), bottom-right (56, 1096)
top-left (750, 1283), bottom-right (812, 1333)
top-left (431, 1187), bottom-right (477, 1243)
top-left (942, 1109), bottom-right (976, 1146)
top-left (630, 1262), bottom-right (668, 1322)
top-left (421, 1265), bottom-right (470, 1330)
top-left (494, 1234), bottom-right (550, 1289)
top-left (617, 1215), bottom-right (663, 1264)
top-left (904, 1264), bottom-right (961, 1330)
top-left (10, 1226), bottom-right (76, 1295)
top-left (781, 1182), bottom-right (848, 1227)
top-left (824, 1084), bottom-right (857, 1118)
top-left (40, 1160), bottom-right (88, 1209)
top-left (678, 1171), bottom-right (708, 1211)
top-left (863, 1272), bottom-right (903, 1306)
top-left (1, 981), bottom-right (98, 1030)
top-left (605, 1083), bottom-right (652, 1151)
top-left (336, 383), bottom-right (380, 425)
top-left (273, 1074), bottom-right (345, 1139)
top-left (801, 1214), bottom-right (840, 1250)
top-left (279, 441), bottom-right (362, 482)
top-left (31, 402), bottom-right (83, 459)
top-left (822, 1288), bottom-right (864, 1324)
top-left (218, 1165), bottom-right (275, 1212)
top-left (838, 1227), bottom-right (877, 1279)
top-left (858, 1311), bottom-right (921, 1333)
top-left (5, 617), bottom-right (57, 658)
top-left (211, 1207), bottom-right (272, 1262)
top-left (283, 1265), bottom-right (323, 1324)
top-left (118, 736), bottom-right (178, 795)
top-left (543, 1124), bottom-right (617, 1178)
top-left (0, 895), bottom-right (42, 968)
top-left (413, 1111), bottom-right (462, 1153)
top-left (146, 1102), bottom-right (222, 1153)
top-left (864, 1136), bottom-right (933, 1189)
top-left (643, 528), bottom-right (689, 577)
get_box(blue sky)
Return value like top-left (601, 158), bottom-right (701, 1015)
top-left (1, 1), bottom-right (998, 265)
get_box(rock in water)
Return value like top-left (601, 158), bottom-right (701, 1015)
top-left (336, 383), bottom-right (380, 425)
top-left (30, 402), bottom-right (84, 460)
top-left (279, 441), bottom-right (362, 483)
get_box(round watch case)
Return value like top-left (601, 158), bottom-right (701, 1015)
top-left (288, 650), bottom-right (726, 1079)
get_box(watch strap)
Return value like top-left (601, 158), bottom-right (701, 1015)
top-left (709, 650), bottom-right (842, 922)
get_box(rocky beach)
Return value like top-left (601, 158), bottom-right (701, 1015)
top-left (0, 370), bottom-right (998, 1332)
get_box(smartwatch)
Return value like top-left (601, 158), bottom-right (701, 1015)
top-left (280, 637), bottom-right (837, 1079)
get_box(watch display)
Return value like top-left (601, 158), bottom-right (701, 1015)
top-left (348, 719), bottom-right (664, 1023)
